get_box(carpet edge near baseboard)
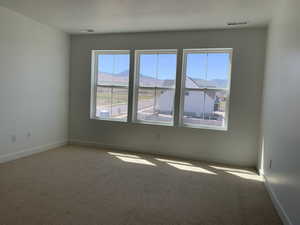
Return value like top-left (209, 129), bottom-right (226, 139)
top-left (263, 174), bottom-right (293, 225)
top-left (0, 140), bottom-right (68, 164)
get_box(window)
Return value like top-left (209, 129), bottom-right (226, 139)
top-left (133, 50), bottom-right (177, 125)
top-left (90, 48), bottom-right (232, 131)
top-left (181, 49), bottom-right (232, 130)
top-left (91, 50), bottom-right (130, 121)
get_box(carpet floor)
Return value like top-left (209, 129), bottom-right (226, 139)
top-left (0, 145), bottom-right (282, 225)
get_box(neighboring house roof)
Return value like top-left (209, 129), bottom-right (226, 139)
top-left (185, 78), bottom-right (199, 88)
top-left (188, 77), bottom-right (228, 89)
top-left (161, 77), bottom-right (226, 89)
top-left (160, 77), bottom-right (199, 88)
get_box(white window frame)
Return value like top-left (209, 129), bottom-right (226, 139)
top-left (90, 50), bottom-right (130, 122)
top-left (179, 48), bottom-right (233, 131)
top-left (90, 48), bottom-right (233, 131)
top-left (132, 49), bottom-right (178, 126)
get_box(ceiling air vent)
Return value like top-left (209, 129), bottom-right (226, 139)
top-left (80, 29), bottom-right (95, 33)
top-left (227, 22), bottom-right (248, 26)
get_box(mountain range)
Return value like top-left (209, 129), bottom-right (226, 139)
top-left (98, 70), bottom-right (228, 88)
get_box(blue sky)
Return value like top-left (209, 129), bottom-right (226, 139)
top-left (98, 54), bottom-right (129, 74)
top-left (186, 53), bottom-right (229, 80)
top-left (139, 54), bottom-right (177, 80)
top-left (98, 53), bottom-right (229, 80)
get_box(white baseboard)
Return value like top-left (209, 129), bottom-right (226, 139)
top-left (263, 174), bottom-right (293, 225)
top-left (0, 140), bottom-right (68, 164)
top-left (259, 169), bottom-right (264, 176)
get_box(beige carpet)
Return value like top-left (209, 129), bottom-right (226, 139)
top-left (0, 145), bottom-right (282, 225)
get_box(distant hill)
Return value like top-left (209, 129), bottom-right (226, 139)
top-left (98, 71), bottom-right (228, 89)
top-left (116, 70), bottom-right (130, 77)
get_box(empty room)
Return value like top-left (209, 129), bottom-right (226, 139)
top-left (0, 0), bottom-right (299, 224)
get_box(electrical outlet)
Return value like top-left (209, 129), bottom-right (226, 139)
top-left (155, 133), bottom-right (161, 141)
top-left (269, 160), bottom-right (273, 169)
top-left (11, 135), bottom-right (16, 143)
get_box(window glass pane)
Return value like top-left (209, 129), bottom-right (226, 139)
top-left (137, 88), bottom-right (174, 123)
top-left (139, 54), bottom-right (156, 87)
top-left (157, 54), bottom-right (177, 88)
top-left (96, 87), bottom-right (128, 121)
top-left (97, 54), bottom-right (130, 86)
top-left (135, 51), bottom-right (177, 125)
top-left (185, 53), bottom-right (206, 88)
top-left (93, 51), bottom-right (130, 121)
top-left (183, 90), bottom-right (227, 127)
top-left (183, 50), bottom-right (231, 129)
top-left (139, 53), bottom-right (177, 88)
top-left (207, 53), bottom-right (230, 88)
top-left (185, 53), bottom-right (230, 89)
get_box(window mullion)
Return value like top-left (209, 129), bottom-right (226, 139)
top-left (132, 51), bottom-right (140, 122)
top-left (91, 51), bottom-right (98, 119)
top-left (96, 85), bottom-right (128, 88)
top-left (127, 48), bottom-right (135, 123)
top-left (174, 49), bottom-right (183, 127)
top-left (138, 86), bottom-right (173, 90)
top-left (184, 88), bottom-right (228, 91)
top-left (110, 87), bottom-right (113, 117)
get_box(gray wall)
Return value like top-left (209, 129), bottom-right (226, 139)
top-left (70, 28), bottom-right (267, 167)
top-left (259, 0), bottom-right (300, 224)
top-left (0, 6), bottom-right (69, 160)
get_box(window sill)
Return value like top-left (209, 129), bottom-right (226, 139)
top-left (132, 120), bottom-right (174, 127)
top-left (90, 117), bottom-right (228, 131)
top-left (182, 123), bottom-right (228, 131)
top-left (90, 117), bottom-right (128, 123)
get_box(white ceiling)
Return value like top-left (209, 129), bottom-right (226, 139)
top-left (0, 0), bottom-right (278, 34)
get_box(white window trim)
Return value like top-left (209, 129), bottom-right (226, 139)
top-left (179, 48), bottom-right (233, 131)
top-left (132, 49), bottom-right (178, 126)
top-left (90, 50), bottom-right (130, 122)
top-left (90, 48), bottom-right (233, 131)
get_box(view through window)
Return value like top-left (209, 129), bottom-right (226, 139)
top-left (182, 50), bottom-right (231, 129)
top-left (93, 50), bottom-right (130, 121)
top-left (91, 49), bottom-right (232, 130)
top-left (134, 50), bottom-right (177, 124)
